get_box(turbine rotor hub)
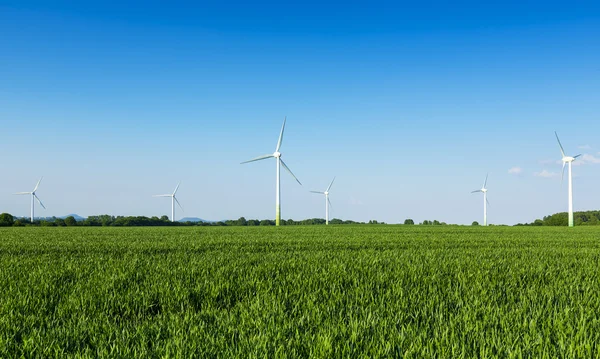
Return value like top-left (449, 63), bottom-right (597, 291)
top-left (273, 151), bottom-right (281, 158)
top-left (563, 156), bottom-right (575, 162)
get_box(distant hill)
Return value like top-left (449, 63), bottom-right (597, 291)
top-left (59, 214), bottom-right (87, 221)
top-left (178, 217), bottom-right (212, 223)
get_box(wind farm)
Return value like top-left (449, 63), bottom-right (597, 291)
top-left (2, 1), bottom-right (600, 357)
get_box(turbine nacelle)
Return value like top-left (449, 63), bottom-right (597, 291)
top-left (481, 188), bottom-right (488, 193)
top-left (273, 151), bottom-right (281, 158)
top-left (562, 156), bottom-right (575, 163)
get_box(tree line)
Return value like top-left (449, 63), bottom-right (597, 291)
top-left (515, 211), bottom-right (600, 227)
top-left (0, 214), bottom-right (373, 227)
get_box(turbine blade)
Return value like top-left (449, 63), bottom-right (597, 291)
top-left (276, 116), bottom-right (286, 152)
top-left (173, 181), bottom-right (181, 195)
top-left (280, 160), bottom-right (301, 185)
top-left (174, 197), bottom-right (184, 212)
top-left (486, 197), bottom-right (490, 206)
top-left (328, 197), bottom-right (333, 209)
top-left (153, 194), bottom-right (171, 197)
top-left (33, 177), bottom-right (43, 192)
top-left (326, 176), bottom-right (336, 192)
top-left (241, 154), bottom-right (273, 164)
top-left (471, 190), bottom-right (482, 193)
top-left (555, 132), bottom-right (566, 158)
top-left (483, 173), bottom-right (488, 189)
top-left (561, 161), bottom-right (566, 185)
top-left (574, 154), bottom-right (582, 159)
top-left (34, 194), bottom-right (46, 209)
top-left (310, 191), bottom-right (325, 194)
top-left (14, 192), bottom-right (31, 195)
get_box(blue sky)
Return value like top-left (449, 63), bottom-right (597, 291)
top-left (1, 1), bottom-right (599, 224)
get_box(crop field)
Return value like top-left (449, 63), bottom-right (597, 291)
top-left (1, 226), bottom-right (600, 358)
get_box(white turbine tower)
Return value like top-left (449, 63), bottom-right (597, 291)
top-left (310, 177), bottom-right (335, 225)
top-left (241, 117), bottom-right (302, 226)
top-left (555, 132), bottom-right (581, 227)
top-left (153, 182), bottom-right (183, 222)
top-left (15, 177), bottom-right (46, 223)
top-left (471, 174), bottom-right (489, 226)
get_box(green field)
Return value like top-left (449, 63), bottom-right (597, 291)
top-left (1, 226), bottom-right (600, 358)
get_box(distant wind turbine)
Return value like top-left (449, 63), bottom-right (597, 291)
top-left (153, 182), bottom-right (183, 222)
top-left (310, 177), bottom-right (336, 225)
top-left (15, 177), bottom-right (45, 223)
top-left (241, 117), bottom-right (302, 226)
top-left (555, 132), bottom-right (581, 227)
top-left (471, 174), bottom-right (489, 226)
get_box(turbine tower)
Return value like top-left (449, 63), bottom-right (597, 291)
top-left (555, 132), bottom-right (581, 227)
top-left (310, 177), bottom-right (336, 225)
top-left (241, 117), bottom-right (302, 226)
top-left (153, 182), bottom-right (183, 222)
top-left (471, 174), bottom-right (489, 226)
top-left (15, 177), bottom-right (46, 223)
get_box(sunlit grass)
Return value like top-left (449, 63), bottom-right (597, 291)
top-left (1, 226), bottom-right (599, 357)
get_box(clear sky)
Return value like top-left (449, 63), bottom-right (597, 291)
top-left (1, 1), bottom-right (599, 224)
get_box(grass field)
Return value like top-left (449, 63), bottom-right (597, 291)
top-left (1, 226), bottom-right (600, 358)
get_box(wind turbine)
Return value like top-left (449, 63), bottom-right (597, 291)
top-left (153, 182), bottom-right (183, 222)
top-left (241, 117), bottom-right (302, 226)
top-left (310, 177), bottom-right (335, 225)
top-left (471, 174), bottom-right (489, 226)
top-left (555, 132), bottom-right (581, 227)
top-left (15, 177), bottom-right (46, 223)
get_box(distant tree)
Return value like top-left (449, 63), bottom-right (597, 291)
top-left (54, 218), bottom-right (66, 227)
top-left (533, 219), bottom-right (543, 226)
top-left (160, 215), bottom-right (169, 222)
top-left (403, 219), bottom-right (414, 225)
top-left (472, 221), bottom-right (479, 226)
top-left (40, 220), bottom-right (56, 227)
top-left (247, 219), bottom-right (259, 226)
top-left (13, 220), bottom-right (25, 227)
top-left (433, 220), bottom-right (441, 226)
top-left (0, 213), bottom-right (14, 227)
top-left (260, 219), bottom-right (273, 226)
top-left (64, 216), bottom-right (77, 226)
top-left (237, 217), bottom-right (248, 226)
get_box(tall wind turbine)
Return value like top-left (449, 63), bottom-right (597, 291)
top-left (555, 132), bottom-right (581, 227)
top-left (471, 174), bottom-right (489, 226)
top-left (15, 177), bottom-right (46, 223)
top-left (310, 177), bottom-right (335, 225)
top-left (241, 117), bottom-right (302, 226)
top-left (153, 182), bottom-right (183, 222)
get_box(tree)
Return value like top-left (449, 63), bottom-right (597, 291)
top-left (55, 218), bottom-right (66, 227)
top-left (433, 220), bottom-right (441, 226)
top-left (160, 215), bottom-right (170, 222)
top-left (472, 221), bottom-right (479, 226)
top-left (236, 217), bottom-right (248, 226)
top-left (0, 213), bottom-right (14, 227)
top-left (64, 216), bottom-right (77, 226)
top-left (403, 219), bottom-right (414, 225)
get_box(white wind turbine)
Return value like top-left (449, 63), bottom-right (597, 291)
top-left (153, 182), bottom-right (183, 222)
top-left (471, 174), bottom-right (489, 226)
top-left (241, 117), bottom-right (302, 226)
top-left (15, 177), bottom-right (46, 223)
top-left (555, 132), bottom-right (581, 227)
top-left (310, 177), bottom-right (335, 225)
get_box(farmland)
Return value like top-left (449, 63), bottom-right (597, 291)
top-left (1, 226), bottom-right (600, 357)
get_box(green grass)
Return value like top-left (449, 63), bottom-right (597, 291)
top-left (1, 226), bottom-right (600, 358)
